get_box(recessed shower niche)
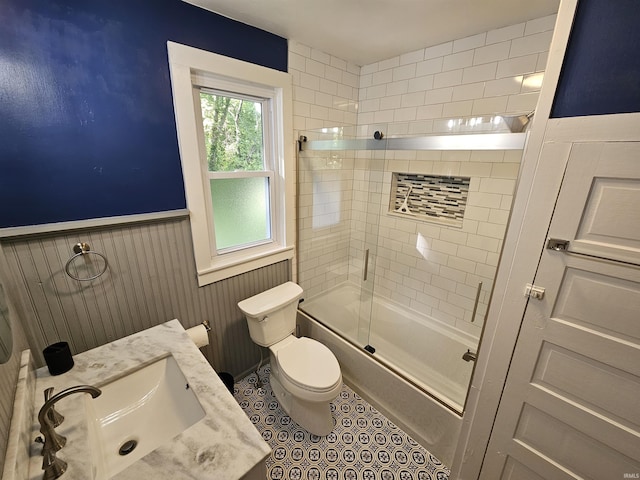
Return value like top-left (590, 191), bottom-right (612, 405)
top-left (390, 173), bottom-right (471, 227)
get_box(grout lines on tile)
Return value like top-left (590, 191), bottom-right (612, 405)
top-left (234, 365), bottom-right (450, 480)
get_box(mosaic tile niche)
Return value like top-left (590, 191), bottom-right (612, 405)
top-left (390, 173), bottom-right (471, 227)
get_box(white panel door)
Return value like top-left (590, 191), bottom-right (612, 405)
top-left (480, 142), bottom-right (640, 479)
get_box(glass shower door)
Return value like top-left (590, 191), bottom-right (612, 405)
top-left (298, 117), bottom-right (530, 412)
top-left (296, 128), bottom-right (381, 350)
top-left (352, 148), bottom-right (385, 351)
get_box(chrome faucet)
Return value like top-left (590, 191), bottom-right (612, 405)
top-left (43, 388), bottom-right (65, 427)
top-left (36, 385), bottom-right (102, 480)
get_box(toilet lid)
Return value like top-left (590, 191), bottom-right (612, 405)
top-left (277, 338), bottom-right (341, 392)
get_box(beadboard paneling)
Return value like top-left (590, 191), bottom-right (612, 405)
top-left (2, 216), bottom-right (290, 377)
top-left (0, 347), bottom-right (23, 475)
top-left (0, 243), bottom-right (31, 475)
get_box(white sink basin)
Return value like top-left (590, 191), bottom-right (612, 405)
top-left (85, 354), bottom-right (206, 478)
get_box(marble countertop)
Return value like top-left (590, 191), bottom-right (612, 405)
top-left (26, 320), bottom-right (270, 480)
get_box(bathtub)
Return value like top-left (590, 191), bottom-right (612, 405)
top-left (297, 281), bottom-right (478, 465)
top-left (299, 281), bottom-right (477, 411)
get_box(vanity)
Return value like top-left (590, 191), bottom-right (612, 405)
top-left (4, 320), bottom-right (270, 480)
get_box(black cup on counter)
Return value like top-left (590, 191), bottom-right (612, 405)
top-left (43, 341), bottom-right (74, 375)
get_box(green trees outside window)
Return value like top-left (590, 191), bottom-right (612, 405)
top-left (200, 91), bottom-right (264, 172)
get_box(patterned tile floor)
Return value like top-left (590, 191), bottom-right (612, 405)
top-left (234, 365), bottom-right (450, 480)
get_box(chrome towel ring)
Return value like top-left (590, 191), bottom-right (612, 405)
top-left (64, 243), bottom-right (108, 281)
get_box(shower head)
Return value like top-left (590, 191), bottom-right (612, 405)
top-left (502, 112), bottom-right (535, 133)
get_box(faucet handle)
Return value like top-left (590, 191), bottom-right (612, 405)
top-left (41, 449), bottom-right (67, 480)
top-left (37, 428), bottom-right (67, 455)
top-left (43, 388), bottom-right (65, 428)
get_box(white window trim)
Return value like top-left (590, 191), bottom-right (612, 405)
top-left (167, 41), bottom-right (295, 286)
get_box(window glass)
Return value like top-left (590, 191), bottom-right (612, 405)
top-left (168, 41), bottom-right (294, 285)
top-left (210, 177), bottom-right (271, 250)
top-left (200, 91), bottom-right (264, 172)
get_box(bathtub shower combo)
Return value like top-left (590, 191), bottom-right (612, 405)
top-left (296, 115), bottom-right (529, 414)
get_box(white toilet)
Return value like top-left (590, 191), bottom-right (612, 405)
top-left (238, 281), bottom-right (342, 436)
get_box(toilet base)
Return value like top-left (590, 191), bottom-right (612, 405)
top-left (269, 373), bottom-right (336, 436)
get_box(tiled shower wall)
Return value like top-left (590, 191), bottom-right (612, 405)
top-left (354, 15), bottom-right (555, 338)
top-left (368, 150), bottom-right (521, 337)
top-left (297, 150), bottom-right (355, 297)
top-left (357, 15), bottom-right (555, 134)
top-left (293, 15), bottom-right (555, 338)
top-left (288, 42), bottom-right (361, 294)
top-left (342, 149), bottom-right (521, 339)
top-left (288, 41), bottom-right (360, 132)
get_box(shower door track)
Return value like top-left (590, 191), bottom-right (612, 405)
top-left (301, 132), bottom-right (527, 152)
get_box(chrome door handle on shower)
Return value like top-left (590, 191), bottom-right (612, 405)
top-left (471, 281), bottom-right (483, 323)
top-left (363, 248), bottom-right (370, 281)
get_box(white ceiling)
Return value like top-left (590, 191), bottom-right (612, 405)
top-left (184, 0), bottom-right (560, 66)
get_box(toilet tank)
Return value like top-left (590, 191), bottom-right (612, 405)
top-left (237, 282), bottom-right (304, 347)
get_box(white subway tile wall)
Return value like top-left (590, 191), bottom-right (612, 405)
top-left (357, 16), bottom-right (554, 133)
top-left (291, 15), bottom-right (555, 339)
top-left (289, 41), bottom-right (361, 133)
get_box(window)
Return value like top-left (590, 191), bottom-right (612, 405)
top-left (167, 42), bottom-right (294, 286)
top-left (200, 90), bottom-right (272, 252)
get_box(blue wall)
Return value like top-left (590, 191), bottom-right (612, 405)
top-left (0, 0), bottom-right (287, 228)
top-left (552, 0), bottom-right (640, 117)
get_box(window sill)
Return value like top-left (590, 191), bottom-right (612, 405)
top-left (196, 245), bottom-right (294, 286)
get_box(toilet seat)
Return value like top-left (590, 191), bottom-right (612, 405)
top-left (276, 337), bottom-right (341, 393)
